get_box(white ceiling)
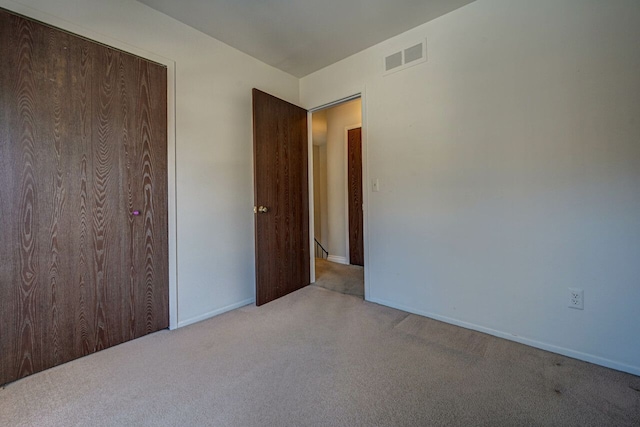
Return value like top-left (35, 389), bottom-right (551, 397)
top-left (137, 0), bottom-right (475, 77)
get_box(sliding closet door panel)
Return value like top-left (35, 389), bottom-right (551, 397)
top-left (129, 56), bottom-right (168, 339)
top-left (0, 9), bottom-right (168, 386)
top-left (0, 12), bottom-right (46, 381)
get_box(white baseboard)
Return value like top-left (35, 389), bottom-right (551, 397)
top-left (327, 255), bottom-right (349, 265)
top-left (368, 297), bottom-right (640, 377)
top-left (177, 298), bottom-right (255, 328)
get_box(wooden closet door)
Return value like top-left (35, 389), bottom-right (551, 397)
top-left (348, 127), bottom-right (364, 266)
top-left (0, 9), bottom-right (168, 386)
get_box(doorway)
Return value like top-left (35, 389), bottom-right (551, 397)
top-left (309, 97), bottom-right (365, 298)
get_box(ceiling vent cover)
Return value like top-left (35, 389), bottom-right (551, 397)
top-left (383, 39), bottom-right (427, 75)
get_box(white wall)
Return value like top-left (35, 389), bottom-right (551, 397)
top-left (312, 111), bottom-right (328, 249)
top-left (323, 100), bottom-right (362, 261)
top-left (0, 0), bottom-right (299, 327)
top-left (300, 0), bottom-right (640, 375)
top-left (312, 110), bottom-right (328, 146)
top-left (318, 146), bottom-right (328, 250)
top-left (312, 145), bottom-right (322, 243)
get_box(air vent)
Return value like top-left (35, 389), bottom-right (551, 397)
top-left (404, 43), bottom-right (423, 63)
top-left (383, 39), bottom-right (427, 76)
top-left (385, 52), bottom-right (403, 72)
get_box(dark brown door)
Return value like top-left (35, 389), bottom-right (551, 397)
top-left (0, 10), bottom-right (168, 386)
top-left (252, 89), bottom-right (309, 306)
top-left (348, 127), bottom-right (364, 266)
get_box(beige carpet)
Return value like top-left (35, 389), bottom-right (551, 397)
top-left (313, 258), bottom-right (364, 297)
top-left (1, 286), bottom-right (639, 426)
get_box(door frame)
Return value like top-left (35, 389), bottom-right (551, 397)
top-left (3, 2), bottom-right (179, 330)
top-left (343, 123), bottom-right (362, 266)
top-left (307, 89), bottom-right (369, 300)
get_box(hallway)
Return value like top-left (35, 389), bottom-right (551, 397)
top-left (312, 258), bottom-right (364, 297)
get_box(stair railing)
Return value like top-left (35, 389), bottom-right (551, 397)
top-left (314, 238), bottom-right (328, 259)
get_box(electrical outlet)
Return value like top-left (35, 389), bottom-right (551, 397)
top-left (568, 288), bottom-right (584, 310)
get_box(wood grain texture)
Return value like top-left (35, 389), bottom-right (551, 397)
top-left (252, 89), bottom-right (309, 306)
top-left (0, 12), bottom-right (42, 382)
top-left (0, 9), bottom-right (168, 386)
top-left (0, 10), bottom-right (17, 382)
top-left (348, 128), bottom-right (364, 266)
top-left (74, 40), bottom-right (97, 358)
top-left (133, 56), bottom-right (168, 338)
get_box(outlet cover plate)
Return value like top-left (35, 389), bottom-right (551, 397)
top-left (568, 288), bottom-right (584, 310)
